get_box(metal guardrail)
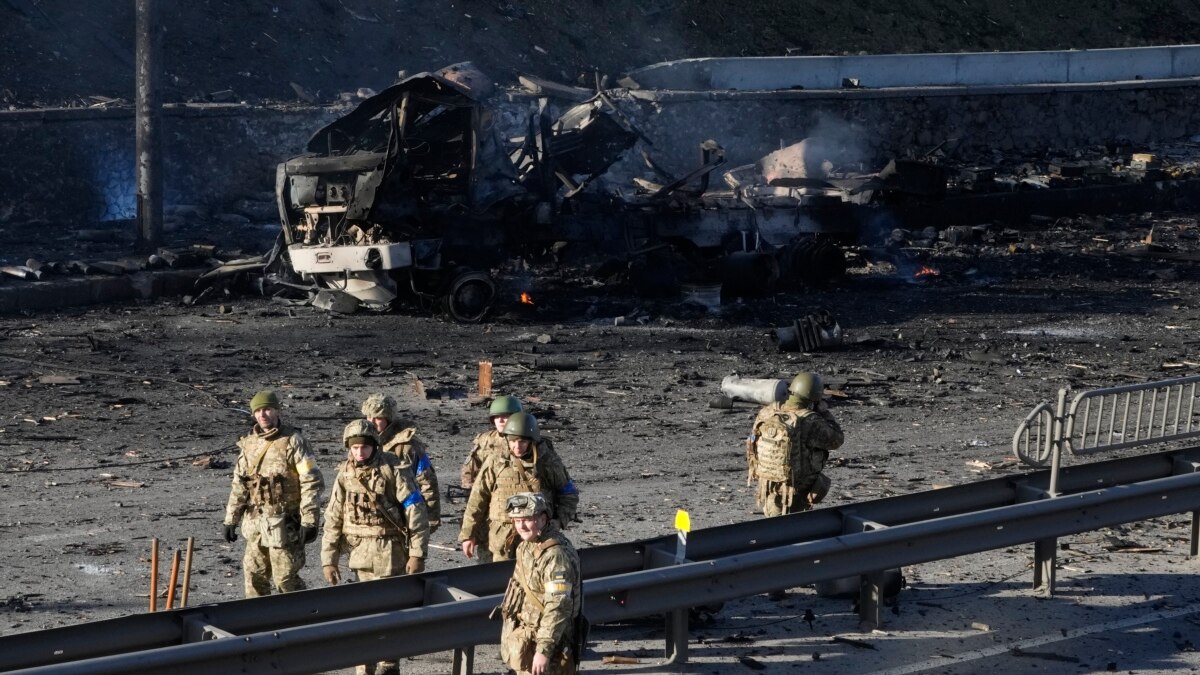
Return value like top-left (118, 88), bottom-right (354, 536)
top-left (5, 447), bottom-right (1200, 675)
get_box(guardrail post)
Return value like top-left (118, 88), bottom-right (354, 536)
top-left (424, 576), bottom-right (480, 675)
top-left (1173, 456), bottom-right (1200, 557)
top-left (452, 646), bottom-right (475, 675)
top-left (664, 607), bottom-right (689, 664)
top-left (1032, 388), bottom-right (1068, 597)
top-left (643, 544), bottom-right (691, 665)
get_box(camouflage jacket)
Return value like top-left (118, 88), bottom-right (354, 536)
top-left (459, 441), bottom-right (579, 558)
top-left (378, 422), bottom-right (441, 524)
top-left (460, 428), bottom-right (508, 489)
top-left (501, 526), bottom-right (581, 662)
top-left (321, 449), bottom-right (429, 566)
top-left (224, 423), bottom-right (324, 527)
top-left (750, 402), bottom-right (844, 483)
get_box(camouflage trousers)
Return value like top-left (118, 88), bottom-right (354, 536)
top-left (500, 619), bottom-right (574, 675)
top-left (757, 473), bottom-right (831, 517)
top-left (241, 515), bottom-right (306, 597)
top-left (348, 535), bottom-right (409, 674)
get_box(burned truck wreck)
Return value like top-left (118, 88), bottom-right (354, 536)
top-left (275, 63), bottom-right (640, 320)
top-left (275, 62), bottom-right (1200, 321)
top-left (274, 63), bottom-right (854, 319)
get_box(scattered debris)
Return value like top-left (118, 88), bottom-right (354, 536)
top-left (600, 655), bottom-right (641, 665)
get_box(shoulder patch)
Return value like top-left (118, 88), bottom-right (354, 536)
top-left (296, 455), bottom-right (317, 475)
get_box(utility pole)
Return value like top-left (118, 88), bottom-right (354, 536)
top-left (135, 0), bottom-right (162, 251)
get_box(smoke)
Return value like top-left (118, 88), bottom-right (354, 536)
top-left (800, 110), bottom-right (874, 174)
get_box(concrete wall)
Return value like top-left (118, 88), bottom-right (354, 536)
top-left (3, 77), bottom-right (1200, 234)
top-left (0, 104), bottom-right (334, 227)
top-left (625, 45), bottom-right (1200, 91)
top-left (600, 80), bottom-right (1200, 182)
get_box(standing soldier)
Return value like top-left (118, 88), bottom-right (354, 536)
top-left (361, 394), bottom-right (441, 532)
top-left (459, 412), bottom-right (578, 563)
top-left (747, 372), bottom-right (843, 518)
top-left (461, 395), bottom-right (523, 489)
top-left (223, 390), bottom-right (324, 597)
top-left (498, 492), bottom-right (583, 675)
top-left (321, 420), bottom-right (429, 675)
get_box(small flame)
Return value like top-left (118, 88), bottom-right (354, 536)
top-left (914, 266), bottom-right (941, 279)
top-left (519, 292), bottom-right (534, 305)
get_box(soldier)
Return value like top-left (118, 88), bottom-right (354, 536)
top-left (747, 372), bottom-right (843, 518)
top-left (321, 419), bottom-right (429, 675)
top-left (498, 492), bottom-right (583, 675)
top-left (222, 390), bottom-right (324, 597)
top-left (461, 394), bottom-right (523, 489)
top-left (459, 412), bottom-right (578, 563)
top-left (361, 393), bottom-right (441, 532)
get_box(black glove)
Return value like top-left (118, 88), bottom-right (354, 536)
top-left (223, 523), bottom-right (238, 543)
top-left (301, 525), bottom-right (319, 544)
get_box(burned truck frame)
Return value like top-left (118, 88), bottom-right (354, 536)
top-left (279, 63), bottom-right (1196, 320)
top-left (275, 63), bottom-right (855, 319)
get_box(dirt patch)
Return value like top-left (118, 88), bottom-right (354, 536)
top-left (2, 212), bottom-right (1200, 673)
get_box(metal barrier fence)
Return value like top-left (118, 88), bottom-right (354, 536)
top-left (1012, 375), bottom-right (1200, 595)
top-left (6, 447), bottom-right (1200, 675)
top-left (1014, 375), bottom-right (1200, 484)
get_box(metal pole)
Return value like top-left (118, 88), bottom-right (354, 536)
top-left (180, 538), bottom-right (194, 608)
top-left (1034, 388), bottom-right (1069, 596)
top-left (149, 538), bottom-right (159, 613)
top-left (135, 0), bottom-right (163, 251)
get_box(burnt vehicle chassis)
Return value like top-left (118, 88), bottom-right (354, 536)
top-left (274, 63), bottom-right (855, 319)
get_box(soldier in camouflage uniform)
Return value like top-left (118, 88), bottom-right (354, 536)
top-left (361, 393), bottom-right (441, 532)
top-left (459, 412), bottom-right (578, 563)
top-left (498, 492), bottom-right (582, 675)
top-left (223, 390), bottom-right (325, 597)
top-left (748, 372), bottom-right (843, 517)
top-left (321, 419), bottom-right (429, 675)
top-left (460, 394), bottom-right (523, 489)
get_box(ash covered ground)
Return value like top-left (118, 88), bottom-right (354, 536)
top-left (3, 211), bottom-right (1200, 672)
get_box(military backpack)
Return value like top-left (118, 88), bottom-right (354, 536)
top-left (752, 408), bottom-right (822, 483)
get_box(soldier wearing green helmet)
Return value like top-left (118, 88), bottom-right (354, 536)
top-left (459, 411), bottom-right (580, 563)
top-left (461, 395), bottom-right (524, 489)
top-left (223, 389), bottom-right (325, 597)
top-left (747, 372), bottom-right (843, 517)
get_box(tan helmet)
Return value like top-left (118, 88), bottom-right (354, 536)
top-left (361, 393), bottom-right (397, 420)
top-left (502, 412), bottom-right (540, 442)
top-left (249, 390), bottom-right (280, 412)
top-left (505, 492), bottom-right (550, 518)
top-left (343, 419), bottom-right (380, 448)
top-left (788, 372), bottom-right (824, 404)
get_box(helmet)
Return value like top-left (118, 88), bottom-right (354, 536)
top-left (505, 492), bottom-right (550, 518)
top-left (502, 411), bottom-right (539, 441)
top-left (342, 419), bottom-right (379, 448)
top-left (250, 390), bottom-right (280, 412)
top-left (488, 395), bottom-right (523, 418)
top-left (361, 393), bottom-right (397, 420)
top-left (788, 372), bottom-right (824, 404)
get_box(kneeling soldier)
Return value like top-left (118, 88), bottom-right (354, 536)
top-left (322, 419), bottom-right (430, 675)
top-left (499, 492), bottom-right (582, 675)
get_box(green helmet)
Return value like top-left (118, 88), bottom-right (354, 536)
top-left (250, 390), bottom-right (280, 412)
top-left (505, 492), bottom-right (550, 518)
top-left (343, 419), bottom-right (379, 448)
top-left (502, 411), bottom-right (539, 441)
top-left (788, 372), bottom-right (824, 404)
top-left (362, 393), bottom-right (397, 420)
top-left (489, 395), bottom-right (523, 418)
